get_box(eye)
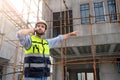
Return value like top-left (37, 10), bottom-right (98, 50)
top-left (37, 25), bottom-right (40, 27)
top-left (37, 24), bottom-right (45, 29)
top-left (42, 25), bottom-right (45, 28)
top-left (41, 25), bottom-right (45, 28)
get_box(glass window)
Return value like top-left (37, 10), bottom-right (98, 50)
top-left (53, 10), bottom-right (73, 37)
top-left (18, 74), bottom-right (22, 80)
top-left (78, 73), bottom-right (82, 80)
top-left (78, 72), bottom-right (85, 80)
top-left (80, 3), bottom-right (90, 24)
top-left (0, 67), bottom-right (2, 80)
top-left (77, 72), bottom-right (94, 80)
top-left (94, 2), bottom-right (105, 22)
top-left (107, 0), bottom-right (117, 20)
top-left (87, 73), bottom-right (94, 80)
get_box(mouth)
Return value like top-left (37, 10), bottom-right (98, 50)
top-left (36, 30), bottom-right (45, 35)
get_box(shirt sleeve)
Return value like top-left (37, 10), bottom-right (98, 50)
top-left (17, 34), bottom-right (31, 49)
top-left (46, 35), bottom-right (63, 48)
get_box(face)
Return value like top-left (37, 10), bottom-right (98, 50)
top-left (35, 23), bottom-right (46, 35)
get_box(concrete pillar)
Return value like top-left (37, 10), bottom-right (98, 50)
top-left (99, 63), bottom-right (120, 80)
top-left (55, 65), bottom-right (63, 80)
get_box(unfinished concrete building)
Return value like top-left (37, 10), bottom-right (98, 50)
top-left (0, 0), bottom-right (120, 80)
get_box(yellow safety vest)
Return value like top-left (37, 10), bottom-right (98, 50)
top-left (24, 35), bottom-right (50, 55)
top-left (24, 35), bottom-right (51, 77)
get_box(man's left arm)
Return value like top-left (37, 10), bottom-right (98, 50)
top-left (47, 31), bottom-right (78, 48)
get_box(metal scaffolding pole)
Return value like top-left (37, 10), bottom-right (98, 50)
top-left (13, 42), bottom-right (19, 80)
top-left (63, 0), bottom-right (69, 80)
top-left (59, 0), bottom-right (65, 80)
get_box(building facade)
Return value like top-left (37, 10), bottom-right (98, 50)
top-left (0, 0), bottom-right (25, 80)
top-left (0, 0), bottom-right (120, 80)
top-left (43, 0), bottom-right (120, 80)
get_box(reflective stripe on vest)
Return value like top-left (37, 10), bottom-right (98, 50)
top-left (25, 53), bottom-right (49, 57)
top-left (24, 63), bottom-right (50, 68)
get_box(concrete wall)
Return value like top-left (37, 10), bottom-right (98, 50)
top-left (99, 63), bottom-right (120, 80)
top-left (42, 0), bottom-right (53, 38)
top-left (0, 12), bottom-right (23, 80)
top-left (43, 0), bottom-right (120, 49)
top-left (45, 0), bottom-right (120, 37)
top-left (43, 0), bottom-right (120, 80)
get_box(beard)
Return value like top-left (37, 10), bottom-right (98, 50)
top-left (35, 30), bottom-right (45, 35)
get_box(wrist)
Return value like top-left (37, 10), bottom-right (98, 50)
top-left (68, 33), bottom-right (71, 36)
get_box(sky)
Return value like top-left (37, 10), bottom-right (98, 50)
top-left (9, 0), bottom-right (43, 26)
top-left (9, 0), bottom-right (23, 13)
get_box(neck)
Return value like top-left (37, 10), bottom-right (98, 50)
top-left (36, 34), bottom-right (42, 38)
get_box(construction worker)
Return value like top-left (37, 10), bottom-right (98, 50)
top-left (17, 19), bottom-right (78, 80)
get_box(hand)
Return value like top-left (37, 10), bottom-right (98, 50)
top-left (69, 31), bottom-right (78, 36)
top-left (63, 31), bottom-right (78, 40)
top-left (34, 27), bottom-right (39, 32)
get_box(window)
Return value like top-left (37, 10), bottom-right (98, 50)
top-left (117, 58), bottom-right (120, 73)
top-left (80, 3), bottom-right (90, 24)
top-left (18, 74), bottom-right (22, 80)
top-left (0, 67), bottom-right (2, 80)
top-left (53, 10), bottom-right (73, 37)
top-left (107, 0), bottom-right (117, 20)
top-left (78, 72), bottom-right (94, 80)
top-left (94, 2), bottom-right (105, 22)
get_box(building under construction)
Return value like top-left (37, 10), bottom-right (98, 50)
top-left (0, 0), bottom-right (120, 80)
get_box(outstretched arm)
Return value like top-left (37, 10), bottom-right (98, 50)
top-left (46, 31), bottom-right (78, 48)
top-left (63, 31), bottom-right (78, 40)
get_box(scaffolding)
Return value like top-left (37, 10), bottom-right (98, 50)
top-left (0, 0), bottom-right (42, 80)
top-left (50, 0), bottom-right (120, 80)
top-left (0, 0), bottom-right (120, 80)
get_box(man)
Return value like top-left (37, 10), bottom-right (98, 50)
top-left (17, 19), bottom-right (78, 80)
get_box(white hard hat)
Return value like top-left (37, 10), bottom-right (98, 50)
top-left (35, 19), bottom-right (47, 30)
